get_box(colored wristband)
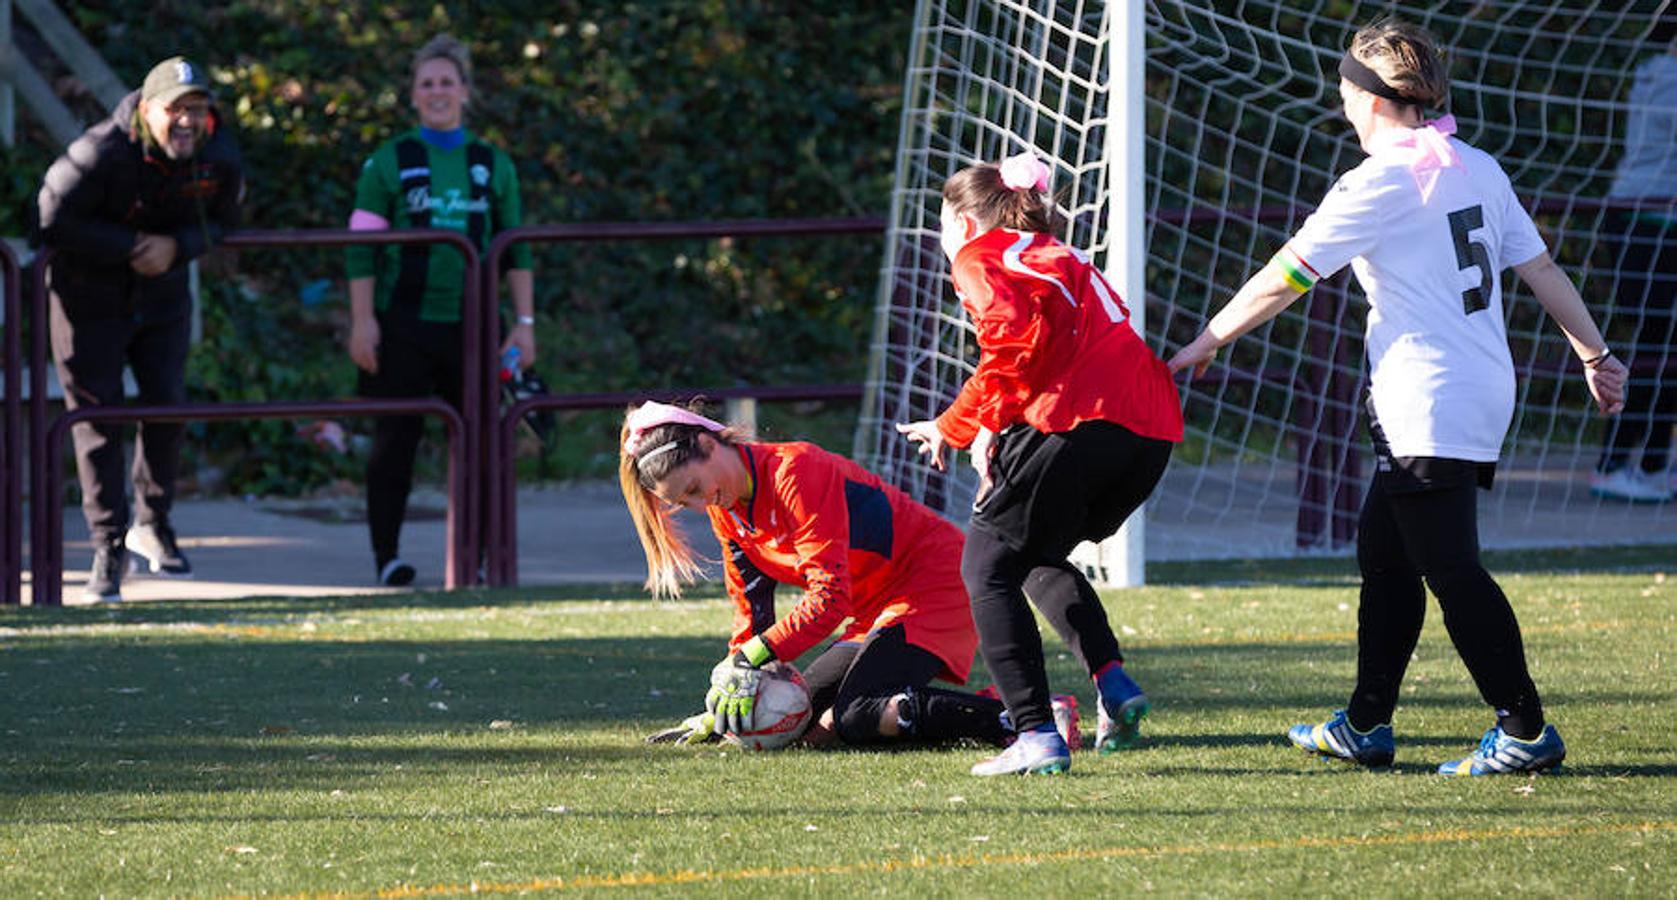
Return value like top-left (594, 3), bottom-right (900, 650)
top-left (1582, 349), bottom-right (1612, 369)
top-left (515, 315), bottom-right (536, 326)
top-left (741, 635), bottom-right (775, 667)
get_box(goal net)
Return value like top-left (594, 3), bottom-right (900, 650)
top-left (854, 0), bottom-right (1125, 554)
top-left (857, 0), bottom-right (1675, 568)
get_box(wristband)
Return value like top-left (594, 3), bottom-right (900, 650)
top-left (1582, 349), bottom-right (1612, 369)
top-left (515, 315), bottom-right (536, 326)
top-left (741, 635), bottom-right (775, 667)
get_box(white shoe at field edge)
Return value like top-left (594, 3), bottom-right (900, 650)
top-left (1589, 468), bottom-right (1673, 503)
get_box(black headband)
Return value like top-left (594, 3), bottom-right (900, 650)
top-left (1338, 52), bottom-right (1418, 105)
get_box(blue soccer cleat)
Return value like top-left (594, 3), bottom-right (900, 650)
top-left (1094, 666), bottom-right (1149, 754)
top-left (1287, 709), bottom-right (1395, 767)
top-left (1096, 692), bottom-right (1149, 754)
top-left (972, 728), bottom-right (1071, 776)
top-left (1437, 724), bottom-right (1566, 776)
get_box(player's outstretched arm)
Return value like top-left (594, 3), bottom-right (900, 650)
top-left (646, 710), bottom-right (721, 744)
top-left (1168, 263), bottom-right (1304, 377)
top-left (1512, 252), bottom-right (1627, 416)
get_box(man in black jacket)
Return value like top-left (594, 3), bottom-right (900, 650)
top-left (36, 56), bottom-right (244, 602)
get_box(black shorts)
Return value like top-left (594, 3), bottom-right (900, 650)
top-left (969, 419), bottom-right (1172, 559)
top-left (1367, 396), bottom-right (1496, 493)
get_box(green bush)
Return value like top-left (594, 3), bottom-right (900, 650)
top-left (5, 1), bottom-right (908, 494)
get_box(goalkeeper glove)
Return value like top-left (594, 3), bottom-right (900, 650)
top-left (645, 711), bottom-right (721, 745)
top-left (705, 636), bottom-right (775, 735)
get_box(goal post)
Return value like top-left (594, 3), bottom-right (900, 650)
top-left (855, 0), bottom-right (1151, 583)
top-left (1076, 0), bottom-right (1147, 587)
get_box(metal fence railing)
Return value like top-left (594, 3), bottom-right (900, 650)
top-left (479, 218), bottom-right (887, 585)
top-left (24, 230), bottom-right (481, 604)
top-left (15, 208), bottom-right (1659, 602)
top-left (35, 398), bottom-right (466, 607)
top-left (2, 241), bottom-right (22, 605)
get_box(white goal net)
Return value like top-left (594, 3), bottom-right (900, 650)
top-left (857, 0), bottom-right (1676, 567)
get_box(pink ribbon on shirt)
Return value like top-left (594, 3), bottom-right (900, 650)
top-left (1371, 115), bottom-right (1463, 202)
top-left (622, 401), bottom-right (725, 456)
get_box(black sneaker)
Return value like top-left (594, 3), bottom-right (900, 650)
top-left (127, 522), bottom-right (193, 577)
top-left (83, 544), bottom-right (126, 602)
top-left (378, 558), bottom-right (416, 586)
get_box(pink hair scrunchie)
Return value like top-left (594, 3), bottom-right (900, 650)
top-left (622, 401), bottom-right (725, 457)
top-left (999, 152), bottom-right (1051, 193)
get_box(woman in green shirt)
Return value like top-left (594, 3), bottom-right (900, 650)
top-left (346, 33), bottom-right (536, 585)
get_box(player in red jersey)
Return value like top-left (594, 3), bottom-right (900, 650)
top-left (621, 401), bottom-right (1029, 749)
top-left (899, 153), bottom-right (1184, 775)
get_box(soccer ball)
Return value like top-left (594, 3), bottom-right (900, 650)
top-left (723, 660), bottom-right (812, 751)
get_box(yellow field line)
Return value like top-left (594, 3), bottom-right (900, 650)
top-left (257, 819), bottom-right (1675, 898)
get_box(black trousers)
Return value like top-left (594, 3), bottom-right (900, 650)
top-left (962, 420), bottom-right (1172, 733)
top-left (358, 307), bottom-right (463, 567)
top-left (1348, 465), bottom-right (1545, 736)
top-left (49, 294), bottom-right (190, 548)
top-left (1597, 211), bottom-right (1676, 474)
top-left (800, 624), bottom-right (1007, 746)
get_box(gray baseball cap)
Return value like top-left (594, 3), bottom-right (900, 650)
top-left (142, 56), bottom-right (213, 106)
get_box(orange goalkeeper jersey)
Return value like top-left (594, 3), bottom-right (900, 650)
top-left (709, 441), bottom-right (977, 684)
top-left (934, 228), bottom-right (1184, 447)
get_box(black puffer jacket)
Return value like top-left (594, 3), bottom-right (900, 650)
top-left (35, 89), bottom-right (243, 320)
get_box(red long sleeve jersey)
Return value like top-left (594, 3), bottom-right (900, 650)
top-left (710, 442), bottom-right (978, 684)
top-left (934, 229), bottom-right (1184, 447)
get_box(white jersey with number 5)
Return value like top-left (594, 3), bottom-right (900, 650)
top-left (1282, 135), bottom-right (1548, 462)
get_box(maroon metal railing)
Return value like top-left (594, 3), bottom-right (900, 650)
top-left (27, 229), bottom-right (481, 605)
top-left (492, 383), bottom-right (865, 586)
top-left (2, 241), bottom-right (21, 605)
top-left (37, 399), bottom-right (465, 606)
top-left (479, 218), bottom-right (887, 585)
top-left (14, 200), bottom-right (1671, 599)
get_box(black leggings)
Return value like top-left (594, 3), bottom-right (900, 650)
top-left (359, 308), bottom-right (463, 567)
top-left (963, 421), bottom-right (1171, 732)
top-left (1348, 471), bottom-right (1545, 737)
top-left (800, 624), bottom-right (1007, 746)
top-left (963, 534), bottom-right (1129, 732)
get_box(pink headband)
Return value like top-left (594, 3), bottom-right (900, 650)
top-left (999, 152), bottom-right (1050, 192)
top-left (622, 401), bottom-right (725, 459)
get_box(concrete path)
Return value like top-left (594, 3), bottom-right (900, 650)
top-left (19, 459), bottom-right (1673, 605)
top-left (26, 482), bottom-right (659, 605)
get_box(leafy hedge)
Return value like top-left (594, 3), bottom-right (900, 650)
top-left (6, 1), bottom-right (910, 493)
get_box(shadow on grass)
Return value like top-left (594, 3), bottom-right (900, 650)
top-left (0, 583), bottom-right (687, 631)
top-left (1146, 543), bottom-right (1672, 585)
top-left (18, 788), bottom-right (1677, 828)
top-left (4, 587), bottom-right (1669, 804)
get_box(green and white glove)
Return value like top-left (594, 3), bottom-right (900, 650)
top-left (705, 636), bottom-right (775, 735)
top-left (645, 711), bottom-right (720, 745)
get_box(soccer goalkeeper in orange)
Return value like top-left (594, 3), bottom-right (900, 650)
top-left (621, 400), bottom-right (1072, 749)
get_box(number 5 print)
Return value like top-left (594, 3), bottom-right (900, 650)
top-left (1448, 205), bottom-right (1492, 315)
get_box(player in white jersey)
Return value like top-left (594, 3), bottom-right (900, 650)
top-left (1168, 18), bottom-right (1628, 775)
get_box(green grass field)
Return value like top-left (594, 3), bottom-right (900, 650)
top-left (2, 546), bottom-right (1672, 896)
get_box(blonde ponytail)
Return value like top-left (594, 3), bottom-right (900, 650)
top-left (618, 423), bottom-right (705, 598)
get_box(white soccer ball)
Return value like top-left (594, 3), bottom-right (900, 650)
top-left (723, 660), bottom-right (812, 751)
